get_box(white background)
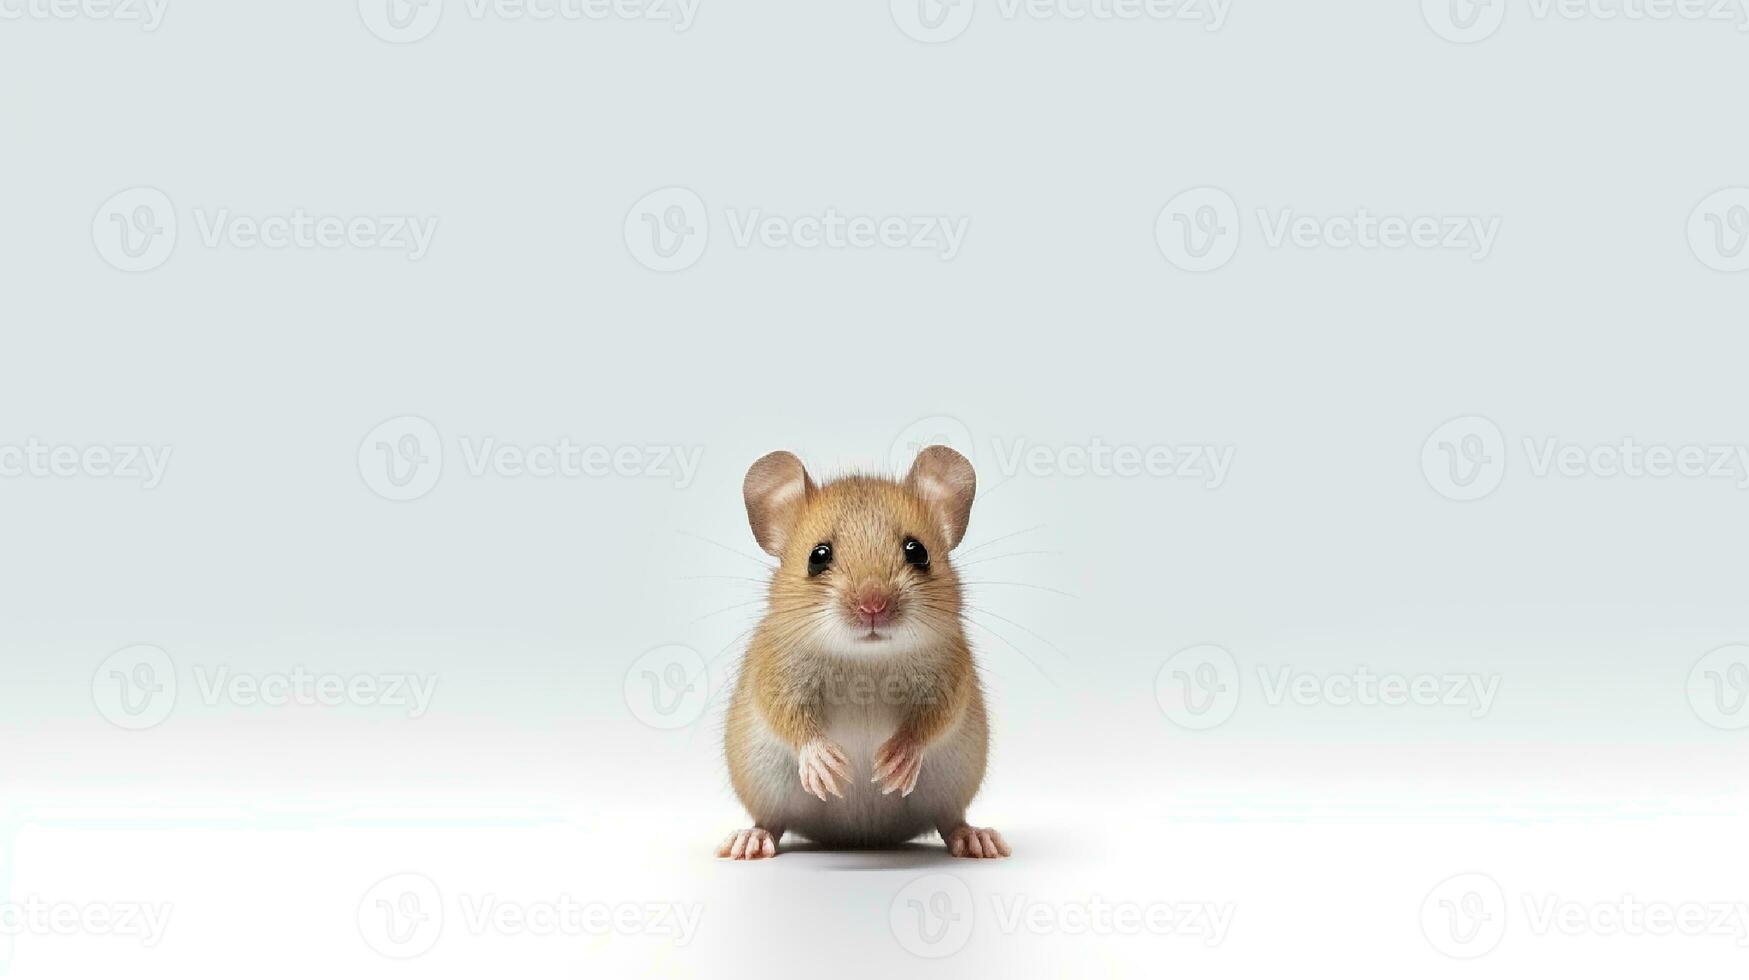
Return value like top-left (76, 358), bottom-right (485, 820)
top-left (4, 0), bottom-right (1749, 976)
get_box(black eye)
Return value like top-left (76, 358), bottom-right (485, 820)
top-left (808, 543), bottom-right (833, 576)
top-left (903, 537), bottom-right (929, 569)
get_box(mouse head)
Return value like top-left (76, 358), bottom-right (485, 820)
top-left (744, 446), bottom-right (975, 653)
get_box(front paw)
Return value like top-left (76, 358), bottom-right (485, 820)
top-left (872, 733), bottom-right (924, 796)
top-left (798, 738), bottom-right (850, 802)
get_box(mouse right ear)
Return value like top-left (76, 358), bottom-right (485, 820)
top-left (743, 451), bottom-right (815, 557)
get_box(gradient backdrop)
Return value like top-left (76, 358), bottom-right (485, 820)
top-left (4, 1), bottom-right (1749, 976)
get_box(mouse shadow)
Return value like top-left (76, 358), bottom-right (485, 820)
top-left (775, 841), bottom-right (965, 870)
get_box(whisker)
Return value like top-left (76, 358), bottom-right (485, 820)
top-left (677, 530), bottom-right (775, 572)
top-left (954, 524), bottom-right (1046, 558)
top-left (688, 598), bottom-right (771, 624)
top-left (958, 579), bottom-right (1078, 600)
top-left (954, 550), bottom-right (1062, 569)
top-left (961, 618), bottom-right (1056, 684)
top-left (961, 604), bottom-right (1073, 661)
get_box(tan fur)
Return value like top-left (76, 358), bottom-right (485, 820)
top-left (720, 450), bottom-right (1006, 856)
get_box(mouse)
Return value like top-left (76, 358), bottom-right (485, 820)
top-left (717, 445), bottom-right (1010, 860)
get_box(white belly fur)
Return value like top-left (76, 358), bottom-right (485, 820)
top-left (737, 666), bottom-right (988, 848)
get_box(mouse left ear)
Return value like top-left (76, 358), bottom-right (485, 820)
top-left (906, 445), bottom-right (976, 550)
top-left (744, 451), bottom-right (815, 557)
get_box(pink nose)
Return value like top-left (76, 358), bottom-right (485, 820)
top-left (853, 589), bottom-right (893, 628)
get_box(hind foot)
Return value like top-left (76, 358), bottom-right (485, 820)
top-left (716, 827), bottom-right (782, 860)
top-left (942, 824), bottom-right (1011, 859)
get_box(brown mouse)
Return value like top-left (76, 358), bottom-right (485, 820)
top-left (717, 445), bottom-right (1009, 860)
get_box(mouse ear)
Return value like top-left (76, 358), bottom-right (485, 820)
top-left (744, 451), bottom-right (815, 557)
top-left (905, 445), bottom-right (976, 550)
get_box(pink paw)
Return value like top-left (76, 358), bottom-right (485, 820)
top-left (717, 828), bottom-right (779, 860)
top-left (872, 734), bottom-right (924, 796)
top-left (944, 825), bottom-right (1011, 859)
top-left (798, 738), bottom-right (850, 802)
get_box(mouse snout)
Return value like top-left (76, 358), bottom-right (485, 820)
top-left (848, 584), bottom-right (895, 630)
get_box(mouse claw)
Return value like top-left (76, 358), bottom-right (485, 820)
top-left (798, 738), bottom-right (849, 802)
top-left (872, 733), bottom-right (924, 796)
